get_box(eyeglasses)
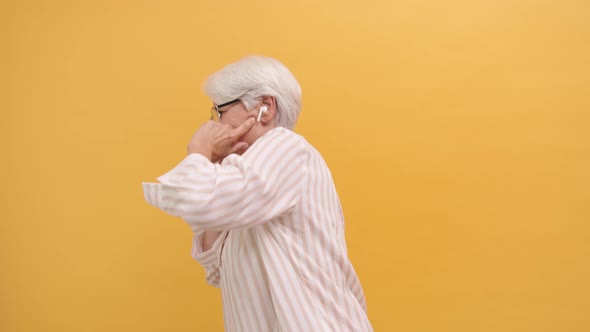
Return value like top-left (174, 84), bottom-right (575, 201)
top-left (210, 99), bottom-right (241, 121)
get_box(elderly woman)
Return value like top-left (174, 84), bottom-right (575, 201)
top-left (142, 56), bottom-right (373, 331)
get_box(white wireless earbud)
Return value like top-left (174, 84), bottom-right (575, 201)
top-left (257, 105), bottom-right (268, 122)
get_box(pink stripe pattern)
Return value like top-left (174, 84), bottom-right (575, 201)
top-left (143, 127), bottom-right (373, 331)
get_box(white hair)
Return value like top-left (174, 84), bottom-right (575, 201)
top-left (203, 56), bottom-right (302, 130)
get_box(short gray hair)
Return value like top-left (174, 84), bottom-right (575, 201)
top-left (203, 56), bottom-right (302, 130)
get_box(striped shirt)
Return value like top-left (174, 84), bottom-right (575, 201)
top-left (143, 127), bottom-right (373, 331)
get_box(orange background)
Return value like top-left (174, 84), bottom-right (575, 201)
top-left (3, 0), bottom-right (590, 331)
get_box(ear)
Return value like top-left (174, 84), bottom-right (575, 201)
top-left (258, 96), bottom-right (277, 125)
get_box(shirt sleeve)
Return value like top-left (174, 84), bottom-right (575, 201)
top-left (190, 230), bottom-right (228, 288)
top-left (142, 129), bottom-right (308, 232)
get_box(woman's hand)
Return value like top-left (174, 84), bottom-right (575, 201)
top-left (187, 117), bottom-right (256, 163)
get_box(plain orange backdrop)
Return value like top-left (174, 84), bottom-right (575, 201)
top-left (2, 0), bottom-right (590, 331)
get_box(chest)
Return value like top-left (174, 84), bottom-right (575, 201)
top-left (220, 229), bottom-right (264, 274)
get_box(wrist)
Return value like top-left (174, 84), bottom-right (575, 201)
top-left (187, 144), bottom-right (212, 161)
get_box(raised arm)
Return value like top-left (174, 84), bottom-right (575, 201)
top-left (142, 127), bottom-right (307, 232)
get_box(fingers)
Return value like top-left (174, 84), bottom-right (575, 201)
top-left (229, 141), bottom-right (249, 155)
top-left (232, 117), bottom-right (256, 138)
